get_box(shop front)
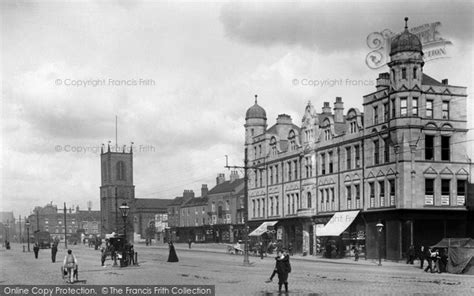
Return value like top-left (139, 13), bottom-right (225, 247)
top-left (315, 211), bottom-right (365, 258)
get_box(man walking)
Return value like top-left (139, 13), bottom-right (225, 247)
top-left (33, 243), bottom-right (40, 259)
top-left (406, 245), bottom-right (415, 264)
top-left (51, 242), bottom-right (58, 263)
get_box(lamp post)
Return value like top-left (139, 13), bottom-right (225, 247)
top-left (119, 202), bottom-right (130, 241)
top-left (25, 220), bottom-right (31, 252)
top-left (119, 203), bottom-right (130, 267)
top-left (376, 222), bottom-right (384, 266)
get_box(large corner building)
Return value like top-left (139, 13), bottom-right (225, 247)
top-left (245, 19), bottom-right (473, 260)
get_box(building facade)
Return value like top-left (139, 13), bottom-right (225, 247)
top-left (245, 20), bottom-right (472, 260)
top-left (26, 203), bottom-right (100, 241)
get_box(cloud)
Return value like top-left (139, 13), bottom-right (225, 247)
top-left (220, 1), bottom-right (473, 53)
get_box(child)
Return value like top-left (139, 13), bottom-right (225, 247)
top-left (265, 250), bottom-right (284, 283)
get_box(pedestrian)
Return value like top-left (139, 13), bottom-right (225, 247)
top-left (188, 239), bottom-right (192, 249)
top-left (62, 249), bottom-right (78, 283)
top-left (432, 249), bottom-right (440, 273)
top-left (260, 241), bottom-right (265, 259)
top-left (275, 248), bottom-right (291, 293)
top-left (439, 248), bottom-right (448, 273)
top-left (406, 245), bottom-right (415, 264)
top-left (418, 246), bottom-right (425, 269)
top-left (51, 242), bottom-right (58, 263)
top-left (101, 246), bottom-right (107, 267)
top-left (167, 241), bottom-right (179, 262)
top-left (424, 247), bottom-right (435, 273)
top-left (33, 243), bottom-right (40, 259)
top-left (352, 246), bottom-right (359, 261)
top-left (129, 245), bottom-right (135, 265)
top-left (265, 249), bottom-right (282, 283)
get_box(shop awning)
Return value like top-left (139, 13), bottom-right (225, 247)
top-left (249, 221), bottom-right (278, 236)
top-left (316, 211), bottom-right (360, 237)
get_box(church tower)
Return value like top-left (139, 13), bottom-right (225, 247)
top-left (100, 143), bottom-right (135, 241)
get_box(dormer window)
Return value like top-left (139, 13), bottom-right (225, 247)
top-left (270, 137), bottom-right (277, 156)
top-left (402, 68), bottom-right (407, 79)
top-left (288, 130), bottom-right (297, 150)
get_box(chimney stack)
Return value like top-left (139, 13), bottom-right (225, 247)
top-left (216, 173), bottom-right (226, 185)
top-left (442, 79), bottom-right (448, 85)
top-left (322, 102), bottom-right (331, 114)
top-left (333, 97), bottom-right (344, 123)
top-left (230, 170), bottom-right (239, 182)
top-left (201, 184), bottom-right (208, 197)
top-left (183, 189), bottom-right (195, 201)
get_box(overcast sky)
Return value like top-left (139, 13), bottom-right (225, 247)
top-left (1, 0), bottom-right (473, 218)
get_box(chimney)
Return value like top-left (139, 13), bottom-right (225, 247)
top-left (322, 102), bottom-right (331, 114)
top-left (183, 189), bottom-right (195, 200)
top-left (201, 184), bottom-right (208, 197)
top-left (230, 170), bottom-right (239, 182)
top-left (442, 79), bottom-right (448, 85)
top-left (376, 72), bottom-right (390, 91)
top-left (333, 97), bottom-right (344, 123)
top-left (216, 173), bottom-right (225, 185)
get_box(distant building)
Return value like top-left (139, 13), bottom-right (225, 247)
top-left (0, 212), bottom-right (15, 243)
top-left (26, 203), bottom-right (100, 241)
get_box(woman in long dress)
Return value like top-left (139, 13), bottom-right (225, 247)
top-left (167, 241), bottom-right (179, 262)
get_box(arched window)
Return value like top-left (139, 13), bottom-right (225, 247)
top-left (116, 161), bottom-right (126, 181)
top-left (307, 192), bottom-right (312, 208)
top-left (102, 162), bottom-right (107, 182)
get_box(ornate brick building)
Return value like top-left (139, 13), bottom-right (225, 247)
top-left (245, 19), bottom-right (472, 260)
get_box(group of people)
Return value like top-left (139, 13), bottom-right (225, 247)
top-left (405, 245), bottom-right (448, 273)
top-left (418, 246), bottom-right (448, 273)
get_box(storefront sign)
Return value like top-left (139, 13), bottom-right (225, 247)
top-left (425, 195), bottom-right (434, 205)
top-left (441, 196), bottom-right (450, 206)
top-left (457, 195), bottom-right (465, 206)
top-left (316, 211), bottom-right (360, 236)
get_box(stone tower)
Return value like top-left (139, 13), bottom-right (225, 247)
top-left (100, 143), bottom-right (135, 241)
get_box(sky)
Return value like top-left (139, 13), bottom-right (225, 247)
top-left (1, 0), bottom-right (473, 219)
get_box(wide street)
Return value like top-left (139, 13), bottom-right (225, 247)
top-left (1, 242), bottom-right (473, 296)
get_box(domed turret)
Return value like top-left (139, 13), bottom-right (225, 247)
top-left (390, 17), bottom-right (423, 56)
top-left (244, 95), bottom-right (267, 145)
top-left (245, 96), bottom-right (267, 120)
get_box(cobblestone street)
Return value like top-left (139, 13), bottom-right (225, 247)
top-left (1, 243), bottom-right (473, 295)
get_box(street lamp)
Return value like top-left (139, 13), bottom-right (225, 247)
top-left (376, 222), bottom-right (384, 266)
top-left (119, 203), bottom-right (130, 241)
top-left (25, 220), bottom-right (31, 252)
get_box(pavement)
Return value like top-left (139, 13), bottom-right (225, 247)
top-left (157, 242), bottom-right (404, 267)
top-left (1, 242), bottom-right (474, 296)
